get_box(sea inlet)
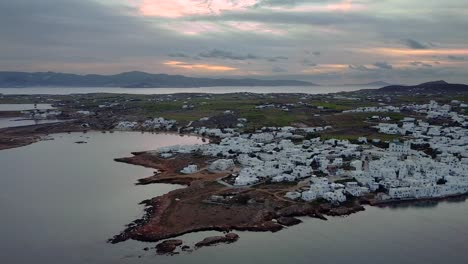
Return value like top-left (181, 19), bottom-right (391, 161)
top-left (0, 132), bottom-right (467, 264)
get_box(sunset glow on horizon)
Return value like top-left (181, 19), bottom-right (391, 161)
top-left (1, 0), bottom-right (467, 84)
top-left (164, 61), bottom-right (238, 71)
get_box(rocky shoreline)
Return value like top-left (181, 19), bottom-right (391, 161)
top-left (369, 193), bottom-right (468, 207)
top-left (2, 121), bottom-right (465, 254)
top-left (109, 149), bottom-right (467, 254)
top-left (0, 121), bottom-right (85, 150)
top-left (195, 233), bottom-right (240, 248)
top-left (108, 152), bottom-right (367, 250)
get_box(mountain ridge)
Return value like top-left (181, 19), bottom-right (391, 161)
top-left (342, 81), bottom-right (393, 87)
top-left (0, 71), bottom-right (317, 88)
top-left (375, 80), bottom-right (468, 93)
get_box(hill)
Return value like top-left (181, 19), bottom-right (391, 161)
top-left (375, 80), bottom-right (468, 94)
top-left (0, 71), bottom-right (316, 88)
top-left (343, 81), bottom-right (393, 87)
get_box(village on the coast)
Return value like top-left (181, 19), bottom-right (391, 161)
top-left (113, 99), bottom-right (468, 204)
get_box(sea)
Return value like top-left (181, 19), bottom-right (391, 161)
top-left (0, 85), bottom-right (374, 95)
top-left (0, 132), bottom-right (467, 264)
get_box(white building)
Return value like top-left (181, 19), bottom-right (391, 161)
top-left (180, 165), bottom-right (198, 174)
top-left (389, 141), bottom-right (411, 154)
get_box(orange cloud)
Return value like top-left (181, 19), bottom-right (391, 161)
top-left (164, 60), bottom-right (237, 71)
top-left (301, 64), bottom-right (348, 74)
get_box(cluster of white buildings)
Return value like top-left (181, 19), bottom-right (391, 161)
top-left (21, 109), bottom-right (62, 120)
top-left (361, 153), bottom-right (468, 200)
top-left (114, 121), bottom-right (138, 131)
top-left (362, 101), bottom-right (468, 200)
top-left (114, 117), bottom-right (177, 131)
top-left (154, 126), bottom-right (335, 185)
top-left (98, 102), bottom-right (120, 108)
top-left (142, 117), bottom-right (177, 130)
top-left (196, 127), bottom-right (239, 138)
top-left (153, 125), bottom-right (377, 204)
top-left (255, 103), bottom-right (295, 112)
top-left (147, 100), bottom-right (468, 204)
top-left (76, 110), bottom-right (94, 116)
top-left (288, 178), bottom-right (348, 203)
top-left (343, 105), bottom-right (400, 113)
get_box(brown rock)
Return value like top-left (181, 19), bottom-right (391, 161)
top-left (328, 205), bottom-right (365, 216)
top-left (225, 233), bottom-right (239, 240)
top-left (181, 245), bottom-right (191, 252)
top-left (277, 216), bottom-right (302, 226)
top-left (277, 204), bottom-right (314, 217)
top-left (195, 233), bottom-right (239, 248)
top-left (156, 239), bottom-right (183, 254)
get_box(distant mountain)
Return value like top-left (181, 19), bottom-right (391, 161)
top-left (376, 80), bottom-right (468, 94)
top-left (342, 81), bottom-right (393, 87)
top-left (363, 81), bottom-right (393, 87)
top-left (0, 71), bottom-right (317, 88)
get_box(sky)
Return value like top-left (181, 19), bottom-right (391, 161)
top-left (0, 0), bottom-right (467, 84)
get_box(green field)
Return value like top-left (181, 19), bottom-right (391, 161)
top-left (0, 90), bottom-right (456, 142)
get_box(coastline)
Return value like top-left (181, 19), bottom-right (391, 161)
top-left (108, 150), bottom-right (468, 248)
top-left (2, 122), bottom-right (467, 250)
top-left (0, 120), bottom-right (204, 151)
top-left (2, 89), bottom-right (468, 255)
top-left (108, 151), bottom-right (365, 245)
top-left (369, 193), bottom-right (468, 207)
top-left (0, 121), bottom-right (87, 150)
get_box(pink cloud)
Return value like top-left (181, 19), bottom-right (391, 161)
top-left (268, 0), bottom-right (366, 13)
top-left (138, 0), bottom-right (365, 18)
top-left (227, 22), bottom-right (286, 35)
top-left (139, 0), bottom-right (257, 18)
top-left (161, 22), bottom-right (223, 35)
top-left (327, 0), bottom-right (365, 12)
top-left (161, 21), bottom-right (286, 36)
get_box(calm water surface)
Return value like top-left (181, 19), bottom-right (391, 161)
top-left (0, 103), bottom-right (54, 111)
top-left (0, 132), bottom-right (467, 264)
top-left (0, 118), bottom-right (65, 129)
top-left (0, 85), bottom-right (374, 95)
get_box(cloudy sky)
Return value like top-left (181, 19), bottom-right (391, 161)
top-left (0, 0), bottom-right (467, 84)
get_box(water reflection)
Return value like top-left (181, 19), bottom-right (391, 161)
top-left (0, 103), bottom-right (54, 111)
top-left (0, 132), bottom-right (204, 264)
top-left (384, 196), bottom-right (468, 210)
top-left (0, 85), bottom-right (374, 95)
top-left (0, 117), bottom-right (65, 128)
top-left (0, 132), bottom-right (467, 264)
